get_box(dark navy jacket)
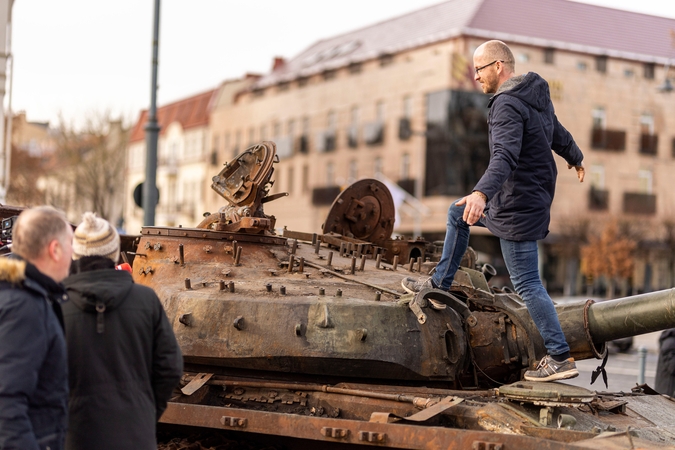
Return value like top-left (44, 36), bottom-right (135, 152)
top-left (0, 258), bottom-right (69, 450)
top-left (473, 72), bottom-right (584, 241)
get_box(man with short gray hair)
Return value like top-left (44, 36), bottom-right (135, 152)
top-left (0, 206), bottom-right (73, 449)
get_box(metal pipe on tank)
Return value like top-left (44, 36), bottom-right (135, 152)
top-left (587, 288), bottom-right (675, 343)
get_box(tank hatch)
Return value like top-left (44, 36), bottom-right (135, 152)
top-left (498, 381), bottom-right (596, 406)
top-left (201, 141), bottom-right (287, 234)
top-left (322, 179), bottom-right (395, 246)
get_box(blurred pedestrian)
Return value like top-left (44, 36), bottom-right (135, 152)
top-left (402, 40), bottom-right (585, 382)
top-left (0, 206), bottom-right (73, 449)
top-left (62, 212), bottom-right (183, 450)
top-left (655, 328), bottom-right (675, 396)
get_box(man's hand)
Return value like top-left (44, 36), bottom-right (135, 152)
top-left (457, 191), bottom-right (486, 225)
top-left (568, 162), bottom-right (585, 182)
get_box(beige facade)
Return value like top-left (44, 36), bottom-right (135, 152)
top-left (124, 89), bottom-right (216, 234)
top-left (128, 0), bottom-right (675, 294)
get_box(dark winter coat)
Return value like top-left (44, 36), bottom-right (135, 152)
top-left (474, 72), bottom-right (584, 241)
top-left (61, 258), bottom-right (183, 450)
top-left (655, 328), bottom-right (675, 396)
top-left (0, 258), bottom-right (69, 450)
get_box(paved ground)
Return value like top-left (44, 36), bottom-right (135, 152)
top-left (563, 331), bottom-right (661, 393)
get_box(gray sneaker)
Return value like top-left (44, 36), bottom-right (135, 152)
top-left (524, 355), bottom-right (579, 382)
top-left (401, 276), bottom-right (433, 293)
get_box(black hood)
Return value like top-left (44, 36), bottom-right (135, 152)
top-left (63, 269), bottom-right (134, 313)
top-left (490, 72), bottom-right (551, 112)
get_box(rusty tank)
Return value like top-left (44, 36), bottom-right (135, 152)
top-left (49, 142), bottom-right (675, 448)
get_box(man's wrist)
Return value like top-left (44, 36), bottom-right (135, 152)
top-left (472, 190), bottom-right (488, 202)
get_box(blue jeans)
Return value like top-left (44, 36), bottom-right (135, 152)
top-left (432, 201), bottom-right (570, 357)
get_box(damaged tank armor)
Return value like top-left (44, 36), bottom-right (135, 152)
top-left (35, 141), bottom-right (675, 449)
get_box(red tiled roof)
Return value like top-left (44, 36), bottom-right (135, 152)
top-left (129, 89), bottom-right (217, 143)
top-left (255, 0), bottom-right (675, 88)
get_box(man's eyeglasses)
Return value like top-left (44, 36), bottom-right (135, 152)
top-left (475, 60), bottom-right (503, 75)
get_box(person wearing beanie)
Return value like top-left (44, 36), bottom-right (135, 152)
top-left (61, 212), bottom-right (183, 450)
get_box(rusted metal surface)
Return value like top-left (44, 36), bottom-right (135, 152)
top-left (133, 142), bottom-right (675, 448)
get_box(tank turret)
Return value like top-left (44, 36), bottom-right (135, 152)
top-left (127, 142), bottom-right (675, 449)
top-left (130, 142), bottom-right (675, 388)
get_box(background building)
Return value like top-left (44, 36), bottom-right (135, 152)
top-left (128, 0), bottom-right (675, 296)
top-left (125, 89), bottom-right (216, 234)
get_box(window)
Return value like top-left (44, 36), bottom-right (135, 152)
top-left (327, 110), bottom-right (337, 130)
top-left (224, 133), bottom-right (230, 152)
top-left (213, 136), bottom-right (219, 153)
top-left (596, 55), bottom-right (607, 74)
top-left (348, 160), bottom-right (358, 182)
top-left (624, 68), bottom-right (634, 78)
top-left (379, 53), bottom-right (394, 67)
top-left (638, 169), bottom-right (653, 194)
top-left (297, 77), bottom-right (309, 88)
top-left (374, 157), bottom-right (383, 176)
top-left (350, 106), bottom-right (359, 125)
top-left (518, 53), bottom-right (530, 63)
top-left (323, 69), bottom-right (336, 80)
top-left (273, 122), bottom-right (281, 138)
top-left (589, 165), bottom-right (605, 189)
top-left (577, 61), bottom-right (587, 71)
top-left (403, 96), bottom-right (412, 119)
top-left (592, 107), bottom-right (606, 129)
top-left (287, 119), bottom-right (295, 137)
top-left (401, 153), bottom-right (410, 179)
top-left (640, 113), bottom-right (654, 135)
top-left (326, 162), bottom-right (335, 186)
top-left (302, 117), bottom-right (310, 135)
top-left (644, 63), bottom-right (655, 80)
top-left (348, 62), bottom-right (362, 74)
top-left (544, 48), bottom-right (555, 64)
top-left (376, 101), bottom-right (385, 122)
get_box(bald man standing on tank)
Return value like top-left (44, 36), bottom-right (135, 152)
top-left (403, 40), bottom-right (585, 382)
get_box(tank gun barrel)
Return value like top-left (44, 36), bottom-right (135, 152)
top-left (587, 287), bottom-right (675, 344)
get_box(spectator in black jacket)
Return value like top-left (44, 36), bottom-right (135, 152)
top-left (62, 212), bottom-right (183, 450)
top-left (0, 206), bottom-right (73, 450)
top-left (655, 328), bottom-right (675, 397)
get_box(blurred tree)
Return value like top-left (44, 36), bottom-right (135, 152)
top-left (581, 220), bottom-right (637, 299)
top-left (43, 112), bottom-right (128, 224)
top-left (5, 143), bottom-right (47, 206)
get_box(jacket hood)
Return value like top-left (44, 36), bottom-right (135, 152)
top-left (0, 257), bottom-right (26, 284)
top-left (492, 72), bottom-right (551, 111)
top-left (63, 269), bottom-right (134, 312)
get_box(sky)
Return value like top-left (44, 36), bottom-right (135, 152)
top-left (9, 0), bottom-right (675, 128)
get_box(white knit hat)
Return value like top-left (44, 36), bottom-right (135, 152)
top-left (72, 212), bottom-right (120, 263)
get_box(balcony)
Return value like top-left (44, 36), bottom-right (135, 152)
top-left (623, 192), bottom-right (656, 215)
top-left (588, 187), bottom-right (608, 211)
top-left (639, 134), bottom-right (658, 155)
top-left (590, 128), bottom-right (626, 151)
top-left (312, 186), bottom-right (342, 206)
